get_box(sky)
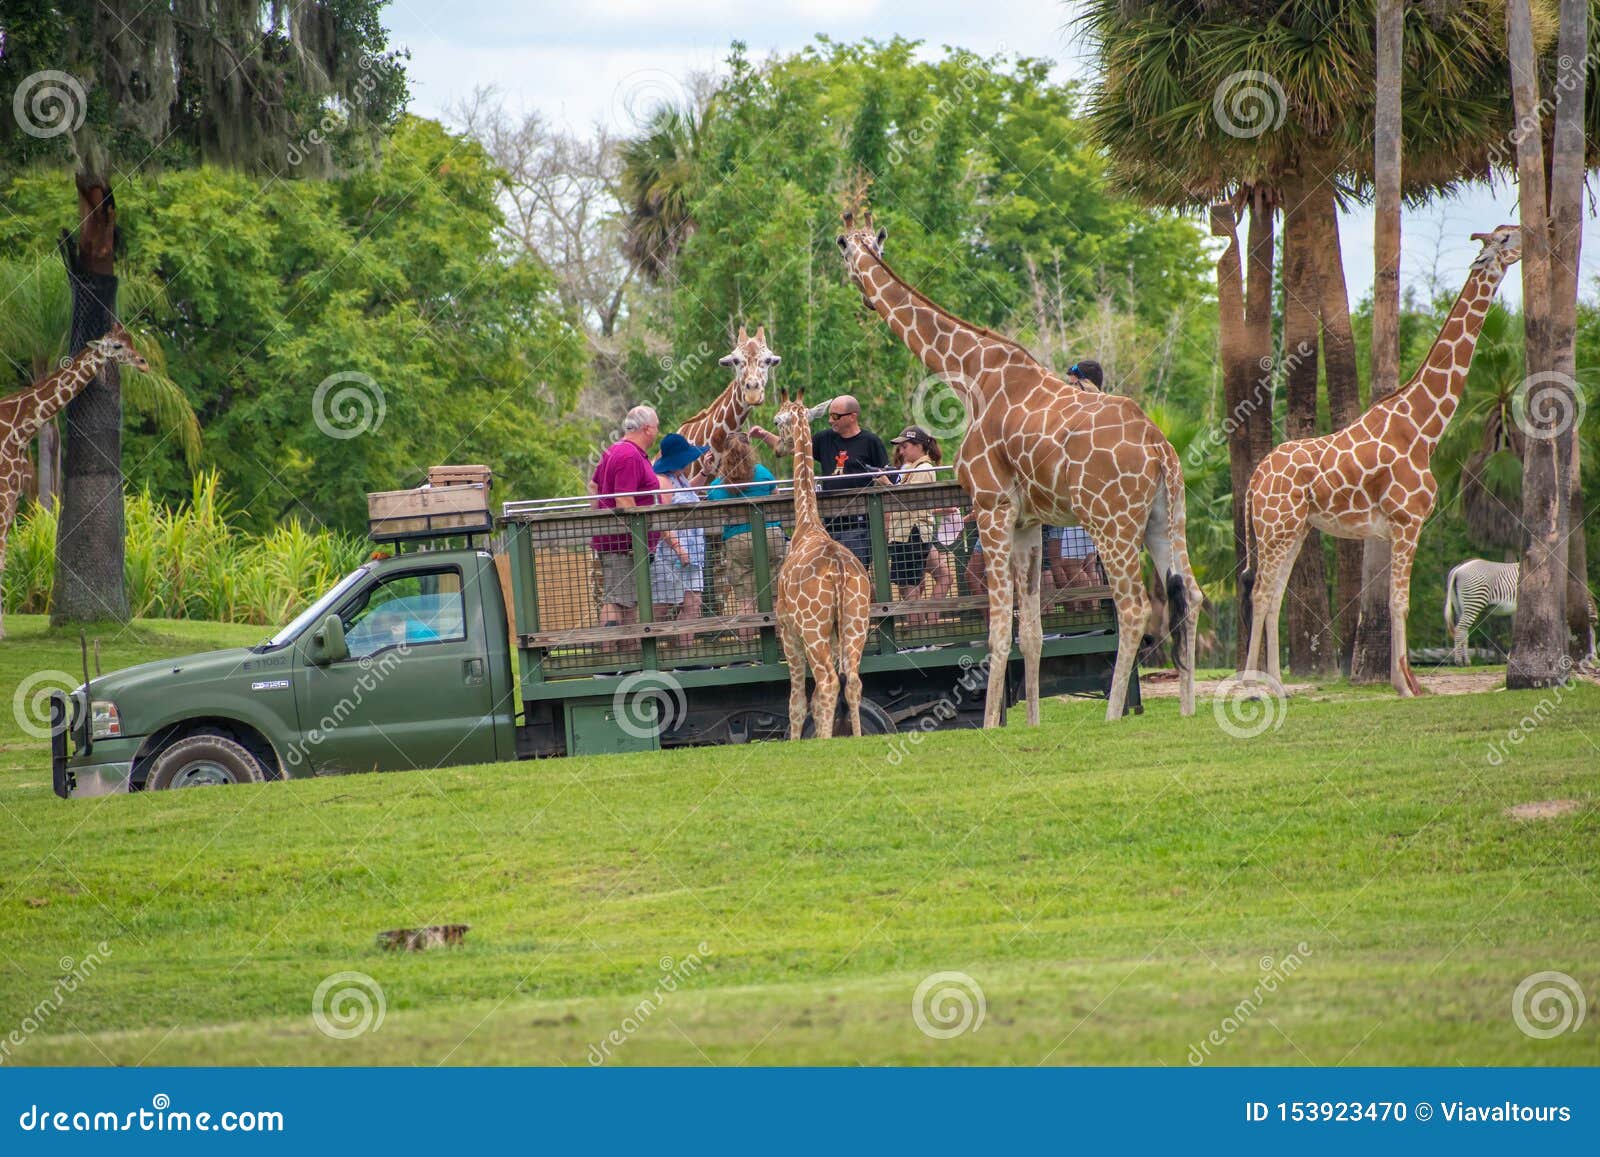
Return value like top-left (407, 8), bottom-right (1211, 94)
top-left (381, 0), bottom-right (1600, 310)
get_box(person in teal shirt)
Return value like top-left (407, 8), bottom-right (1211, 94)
top-left (707, 432), bottom-right (788, 636)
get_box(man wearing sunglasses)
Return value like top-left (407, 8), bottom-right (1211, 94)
top-left (754, 394), bottom-right (887, 566)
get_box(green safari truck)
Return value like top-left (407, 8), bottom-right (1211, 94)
top-left (50, 470), bottom-right (1135, 798)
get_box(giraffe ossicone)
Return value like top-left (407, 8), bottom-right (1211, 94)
top-left (838, 210), bottom-right (1203, 724)
top-left (1241, 225), bottom-right (1523, 698)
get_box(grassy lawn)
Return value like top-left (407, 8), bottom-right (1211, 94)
top-left (1, 613), bottom-right (1596, 1066)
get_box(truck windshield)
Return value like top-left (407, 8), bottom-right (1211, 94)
top-left (257, 566), bottom-right (373, 650)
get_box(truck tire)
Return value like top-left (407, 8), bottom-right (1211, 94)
top-left (801, 696), bottom-right (897, 738)
top-left (144, 734), bottom-right (268, 790)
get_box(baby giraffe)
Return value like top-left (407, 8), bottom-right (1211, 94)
top-left (771, 389), bottom-right (872, 739)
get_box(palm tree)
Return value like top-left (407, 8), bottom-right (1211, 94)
top-left (0, 258), bottom-right (201, 507)
top-left (1081, 0), bottom-right (1540, 676)
top-left (618, 105), bottom-right (702, 283)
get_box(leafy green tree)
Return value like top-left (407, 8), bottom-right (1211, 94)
top-left (0, 118), bottom-right (590, 532)
top-left (0, 0), bottom-right (406, 623)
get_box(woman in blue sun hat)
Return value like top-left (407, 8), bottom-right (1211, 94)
top-left (651, 432), bottom-right (710, 641)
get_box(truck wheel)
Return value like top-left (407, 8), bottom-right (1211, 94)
top-left (145, 735), bottom-right (267, 790)
top-left (802, 696), bottom-right (897, 738)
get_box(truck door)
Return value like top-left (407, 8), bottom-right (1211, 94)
top-left (294, 563), bottom-right (500, 773)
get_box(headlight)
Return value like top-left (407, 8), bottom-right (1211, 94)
top-left (90, 701), bottom-right (122, 739)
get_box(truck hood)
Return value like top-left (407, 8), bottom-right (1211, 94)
top-left (88, 646), bottom-right (290, 732)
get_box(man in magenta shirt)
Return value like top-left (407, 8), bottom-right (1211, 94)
top-left (592, 405), bottom-right (665, 630)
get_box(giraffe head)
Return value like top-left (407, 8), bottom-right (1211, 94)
top-left (719, 325), bottom-right (780, 408)
top-left (837, 210), bottom-right (888, 307)
top-left (87, 324), bottom-right (150, 373)
top-left (1468, 225), bottom-right (1522, 273)
top-left (771, 387), bottom-right (813, 461)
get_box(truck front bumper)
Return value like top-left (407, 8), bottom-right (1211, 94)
top-left (50, 691), bottom-right (140, 799)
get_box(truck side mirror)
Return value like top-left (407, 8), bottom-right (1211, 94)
top-left (309, 613), bottom-right (350, 666)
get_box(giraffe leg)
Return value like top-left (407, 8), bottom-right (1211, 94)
top-left (1257, 526), bottom-right (1306, 688)
top-left (974, 506), bottom-right (1015, 729)
top-left (1388, 526), bottom-right (1422, 697)
top-left (1012, 524), bottom-right (1044, 727)
top-left (778, 617), bottom-right (809, 740)
top-left (840, 572), bottom-right (869, 738)
top-left (810, 634), bottom-right (839, 741)
top-left (1098, 532), bottom-right (1149, 721)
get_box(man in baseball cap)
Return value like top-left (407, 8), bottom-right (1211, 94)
top-left (1066, 360), bottom-right (1104, 392)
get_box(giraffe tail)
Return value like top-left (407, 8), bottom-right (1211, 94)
top-left (1158, 442), bottom-right (1198, 682)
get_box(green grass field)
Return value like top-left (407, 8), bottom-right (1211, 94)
top-left (1, 614), bottom-right (1595, 1066)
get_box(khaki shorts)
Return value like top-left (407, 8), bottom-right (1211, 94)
top-left (598, 551), bottom-right (643, 608)
top-left (723, 527), bottom-right (787, 590)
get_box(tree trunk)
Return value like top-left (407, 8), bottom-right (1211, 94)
top-left (1212, 201), bottom-right (1253, 669)
top-left (1280, 171), bottom-right (1336, 675)
top-left (1244, 188), bottom-right (1277, 465)
top-left (52, 173), bottom-right (128, 626)
top-left (1352, 0), bottom-right (1405, 683)
top-left (36, 422), bottom-right (60, 508)
top-left (1505, 0), bottom-right (1575, 688)
top-left (1305, 164), bottom-right (1364, 673)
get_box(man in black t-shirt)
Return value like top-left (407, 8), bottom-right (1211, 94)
top-left (754, 394), bottom-right (886, 566)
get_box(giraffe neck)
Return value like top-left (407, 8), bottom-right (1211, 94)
top-left (849, 249), bottom-right (1022, 410)
top-left (1395, 261), bottom-right (1507, 449)
top-left (788, 426), bottom-right (823, 536)
top-left (5, 348), bottom-right (107, 449)
top-left (684, 378), bottom-right (751, 447)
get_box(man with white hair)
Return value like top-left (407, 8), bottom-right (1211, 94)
top-left (591, 404), bottom-right (676, 633)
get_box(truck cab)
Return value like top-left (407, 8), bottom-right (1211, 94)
top-left (52, 550), bottom-right (515, 798)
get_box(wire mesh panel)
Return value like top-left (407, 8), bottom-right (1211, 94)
top-left (501, 473), bottom-right (1115, 682)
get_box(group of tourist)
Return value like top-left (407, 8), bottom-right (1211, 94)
top-left (590, 363), bottom-right (1107, 636)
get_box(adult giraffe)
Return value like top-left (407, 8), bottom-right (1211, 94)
top-left (677, 326), bottom-right (780, 478)
top-left (837, 212), bottom-right (1202, 723)
top-left (0, 325), bottom-right (149, 638)
top-left (1241, 225), bottom-right (1523, 696)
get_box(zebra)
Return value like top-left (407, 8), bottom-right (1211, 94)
top-left (1444, 558), bottom-right (1598, 666)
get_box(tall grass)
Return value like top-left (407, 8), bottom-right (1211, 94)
top-left (4, 472), bottom-right (369, 626)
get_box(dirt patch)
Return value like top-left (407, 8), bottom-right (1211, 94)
top-left (1415, 670), bottom-right (1506, 695)
top-left (1504, 799), bottom-right (1583, 821)
top-left (1140, 674), bottom-right (1311, 700)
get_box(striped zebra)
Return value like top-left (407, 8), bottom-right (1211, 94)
top-left (1444, 558), bottom-right (1598, 666)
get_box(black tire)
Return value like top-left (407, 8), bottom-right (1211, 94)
top-left (801, 695), bottom-right (897, 738)
top-left (145, 734), bottom-right (267, 790)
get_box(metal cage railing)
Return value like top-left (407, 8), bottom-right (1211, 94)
top-left (499, 473), bottom-right (1114, 684)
